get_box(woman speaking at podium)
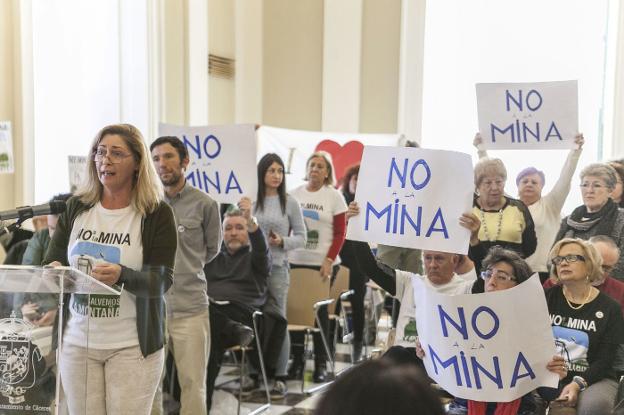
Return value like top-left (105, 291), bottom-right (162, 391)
top-left (44, 124), bottom-right (176, 415)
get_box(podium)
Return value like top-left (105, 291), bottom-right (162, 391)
top-left (0, 265), bottom-right (121, 414)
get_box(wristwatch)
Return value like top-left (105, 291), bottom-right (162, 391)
top-left (572, 376), bottom-right (587, 391)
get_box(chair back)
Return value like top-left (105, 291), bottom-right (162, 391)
top-left (287, 268), bottom-right (331, 327)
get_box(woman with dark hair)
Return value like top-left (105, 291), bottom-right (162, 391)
top-left (44, 124), bottom-right (177, 414)
top-left (288, 151), bottom-right (348, 382)
top-left (554, 163), bottom-right (624, 278)
top-left (337, 163), bottom-right (368, 361)
top-left (314, 359), bottom-right (445, 415)
top-left (253, 153), bottom-right (306, 397)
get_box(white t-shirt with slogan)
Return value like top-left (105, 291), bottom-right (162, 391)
top-left (394, 270), bottom-right (473, 348)
top-left (288, 185), bottom-right (348, 266)
top-left (64, 203), bottom-right (142, 349)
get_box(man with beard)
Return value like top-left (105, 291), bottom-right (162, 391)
top-left (203, 199), bottom-right (287, 410)
top-left (150, 136), bottom-right (221, 415)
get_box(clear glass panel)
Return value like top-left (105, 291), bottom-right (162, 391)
top-left (0, 266), bottom-right (122, 295)
top-left (0, 266), bottom-right (120, 413)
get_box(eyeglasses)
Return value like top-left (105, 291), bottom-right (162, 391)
top-left (580, 182), bottom-right (606, 190)
top-left (551, 254), bottom-right (586, 266)
top-left (480, 269), bottom-right (516, 283)
top-left (93, 147), bottom-right (132, 164)
top-left (480, 179), bottom-right (505, 189)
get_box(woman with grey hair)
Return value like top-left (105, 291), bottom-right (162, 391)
top-left (470, 157), bottom-right (537, 291)
top-left (474, 132), bottom-right (585, 280)
top-left (554, 163), bottom-right (624, 278)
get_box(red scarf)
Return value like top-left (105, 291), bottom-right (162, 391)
top-left (468, 399), bottom-right (522, 415)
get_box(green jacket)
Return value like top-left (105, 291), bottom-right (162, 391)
top-left (22, 228), bottom-right (51, 266)
top-left (44, 196), bottom-right (177, 357)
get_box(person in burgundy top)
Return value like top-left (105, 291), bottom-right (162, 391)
top-left (544, 235), bottom-right (624, 313)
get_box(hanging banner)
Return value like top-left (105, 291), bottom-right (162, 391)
top-left (346, 146), bottom-right (473, 254)
top-left (476, 80), bottom-right (578, 150)
top-left (158, 123), bottom-right (257, 204)
top-left (68, 155), bottom-right (88, 193)
top-left (0, 121), bottom-right (14, 174)
top-left (413, 275), bottom-right (559, 402)
top-left (257, 126), bottom-right (401, 190)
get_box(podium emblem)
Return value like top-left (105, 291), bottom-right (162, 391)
top-left (0, 312), bottom-right (38, 404)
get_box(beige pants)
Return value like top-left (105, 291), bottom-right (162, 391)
top-left (59, 343), bottom-right (164, 415)
top-left (151, 309), bottom-right (210, 415)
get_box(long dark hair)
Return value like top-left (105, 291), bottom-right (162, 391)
top-left (256, 153), bottom-right (287, 214)
top-left (315, 359), bottom-right (444, 415)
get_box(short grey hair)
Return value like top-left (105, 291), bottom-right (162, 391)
top-left (589, 235), bottom-right (621, 258)
top-left (223, 205), bottom-right (244, 219)
top-left (474, 158), bottom-right (507, 187)
top-left (580, 163), bottom-right (618, 191)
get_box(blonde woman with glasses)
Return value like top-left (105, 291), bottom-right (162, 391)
top-left (546, 238), bottom-right (624, 414)
top-left (44, 124), bottom-right (177, 415)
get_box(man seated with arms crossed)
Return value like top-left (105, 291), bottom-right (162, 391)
top-left (204, 197), bottom-right (287, 410)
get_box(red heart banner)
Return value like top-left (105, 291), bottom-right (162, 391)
top-left (314, 139), bottom-right (364, 185)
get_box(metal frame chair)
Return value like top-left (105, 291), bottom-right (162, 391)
top-left (287, 268), bottom-right (335, 394)
top-left (216, 307), bottom-right (271, 415)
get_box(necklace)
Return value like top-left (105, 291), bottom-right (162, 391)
top-left (563, 286), bottom-right (592, 310)
top-left (479, 208), bottom-right (503, 241)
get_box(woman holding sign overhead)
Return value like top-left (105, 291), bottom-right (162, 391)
top-left (470, 157), bottom-right (537, 291)
top-left (288, 151), bottom-right (347, 383)
top-left (474, 132), bottom-right (584, 281)
top-left (546, 238), bottom-right (624, 414)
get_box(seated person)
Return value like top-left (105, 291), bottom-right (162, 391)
top-left (204, 197), bottom-right (286, 409)
top-left (346, 202), bottom-right (477, 367)
top-left (544, 235), bottom-right (624, 313)
top-left (438, 248), bottom-right (566, 415)
top-left (15, 193), bottom-right (72, 326)
top-left (545, 238), bottom-right (624, 415)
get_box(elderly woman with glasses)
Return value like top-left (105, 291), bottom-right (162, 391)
top-left (545, 238), bottom-right (624, 415)
top-left (474, 133), bottom-right (585, 281)
top-left (470, 158), bottom-right (537, 291)
top-left (439, 247), bottom-right (567, 415)
top-left (554, 163), bottom-right (624, 279)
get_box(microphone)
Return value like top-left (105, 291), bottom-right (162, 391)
top-left (0, 201), bottom-right (67, 221)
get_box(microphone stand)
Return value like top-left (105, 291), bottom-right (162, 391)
top-left (0, 215), bottom-right (30, 237)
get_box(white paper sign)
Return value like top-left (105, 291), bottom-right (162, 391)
top-left (68, 155), bottom-right (88, 193)
top-left (476, 80), bottom-right (578, 150)
top-left (0, 121), bottom-right (14, 174)
top-left (346, 146), bottom-right (473, 255)
top-left (257, 126), bottom-right (400, 191)
top-left (158, 123), bottom-right (257, 204)
top-left (413, 274), bottom-right (558, 402)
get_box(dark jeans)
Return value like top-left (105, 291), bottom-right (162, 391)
top-left (206, 302), bottom-right (287, 410)
top-left (339, 240), bottom-right (369, 344)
